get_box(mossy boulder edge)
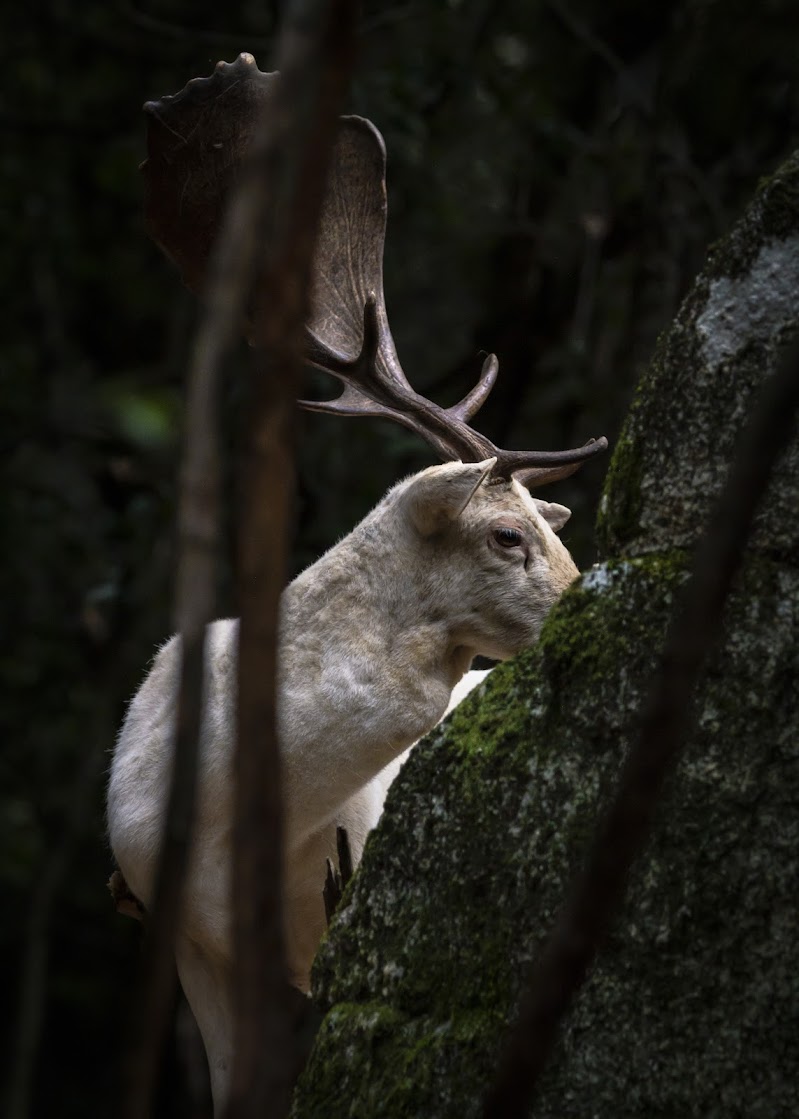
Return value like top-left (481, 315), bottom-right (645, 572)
top-left (292, 151), bottom-right (799, 1118)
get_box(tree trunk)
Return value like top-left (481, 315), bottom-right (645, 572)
top-left (291, 150), bottom-right (799, 1119)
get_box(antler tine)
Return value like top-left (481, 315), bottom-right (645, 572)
top-left (300, 298), bottom-right (485, 462)
top-left (300, 298), bottom-right (422, 440)
top-left (507, 437), bottom-right (609, 488)
top-left (491, 435), bottom-right (610, 481)
top-left (301, 299), bottom-right (609, 480)
top-left (303, 294), bottom-right (380, 381)
top-left (446, 354), bottom-right (499, 423)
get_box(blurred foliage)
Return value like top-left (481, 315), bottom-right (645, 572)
top-left (2, 0), bottom-right (798, 1114)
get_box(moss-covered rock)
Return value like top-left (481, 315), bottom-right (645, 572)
top-left (292, 149), bottom-right (799, 1118)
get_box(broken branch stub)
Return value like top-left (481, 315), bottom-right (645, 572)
top-left (141, 53), bottom-right (607, 484)
top-left (322, 827), bottom-right (354, 925)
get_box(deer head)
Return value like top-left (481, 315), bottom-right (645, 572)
top-left (141, 52), bottom-right (607, 485)
top-left (368, 458), bottom-right (582, 663)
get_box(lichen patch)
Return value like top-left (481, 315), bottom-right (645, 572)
top-left (696, 234), bottom-right (799, 369)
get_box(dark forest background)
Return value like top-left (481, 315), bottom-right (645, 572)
top-left (2, 1), bottom-right (799, 1115)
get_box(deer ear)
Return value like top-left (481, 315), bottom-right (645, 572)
top-left (533, 499), bottom-right (572, 533)
top-left (404, 459), bottom-right (497, 536)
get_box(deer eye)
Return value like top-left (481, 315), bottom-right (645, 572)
top-left (493, 526), bottom-right (523, 548)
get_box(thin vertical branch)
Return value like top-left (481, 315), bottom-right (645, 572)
top-left (121, 230), bottom-right (221, 1118)
top-left (122, 33), bottom-right (325, 1119)
top-left (482, 339), bottom-right (799, 1119)
top-left (228, 3), bottom-right (356, 1118)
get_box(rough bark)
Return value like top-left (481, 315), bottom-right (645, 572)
top-left (291, 151), bottom-right (799, 1118)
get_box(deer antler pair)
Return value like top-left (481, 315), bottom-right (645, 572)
top-left (141, 52), bottom-right (606, 484)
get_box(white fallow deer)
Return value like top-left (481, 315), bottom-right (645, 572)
top-left (107, 55), bottom-right (607, 1113)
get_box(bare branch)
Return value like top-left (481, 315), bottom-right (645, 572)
top-left (482, 338), bottom-right (799, 1119)
top-left (122, 39), bottom-right (330, 1119)
top-left (228, 3), bottom-right (356, 1118)
top-left (123, 4), bottom-right (354, 1111)
top-left (121, 235), bottom-right (223, 1119)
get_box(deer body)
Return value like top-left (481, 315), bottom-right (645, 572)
top-left (107, 460), bottom-right (578, 1109)
top-left (117, 54), bottom-right (607, 1112)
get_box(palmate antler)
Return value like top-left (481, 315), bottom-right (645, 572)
top-left (141, 52), bottom-right (607, 485)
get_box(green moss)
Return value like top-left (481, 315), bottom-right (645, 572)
top-left (593, 349), bottom-right (662, 555)
top-left (297, 554), bottom-right (799, 1119)
top-left (537, 554), bottom-right (689, 727)
top-left (293, 1003), bottom-right (506, 1119)
top-left (441, 656), bottom-right (537, 760)
top-left (595, 426), bottom-right (643, 557)
top-left (311, 554), bottom-right (696, 1023)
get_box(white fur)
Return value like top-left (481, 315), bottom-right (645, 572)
top-left (107, 460), bottom-right (578, 1109)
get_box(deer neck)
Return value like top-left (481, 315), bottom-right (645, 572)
top-left (283, 519), bottom-right (468, 726)
top-left (279, 515), bottom-right (468, 840)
